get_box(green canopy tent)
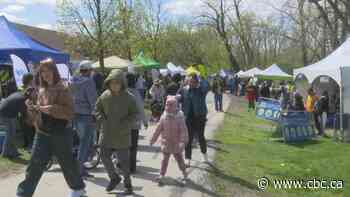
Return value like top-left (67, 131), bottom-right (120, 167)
top-left (132, 52), bottom-right (162, 69)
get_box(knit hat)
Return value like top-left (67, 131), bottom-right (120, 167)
top-left (165, 96), bottom-right (178, 114)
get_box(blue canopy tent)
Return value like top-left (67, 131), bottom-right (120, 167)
top-left (0, 16), bottom-right (69, 65)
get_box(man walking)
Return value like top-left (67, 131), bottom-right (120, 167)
top-left (71, 60), bottom-right (98, 178)
top-left (212, 76), bottom-right (225, 112)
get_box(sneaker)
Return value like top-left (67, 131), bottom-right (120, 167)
top-left (68, 189), bottom-right (87, 197)
top-left (202, 153), bottom-right (209, 163)
top-left (156, 176), bottom-right (165, 186)
top-left (179, 177), bottom-right (187, 186)
top-left (180, 171), bottom-right (188, 186)
top-left (123, 184), bottom-right (133, 195)
top-left (106, 176), bottom-right (122, 192)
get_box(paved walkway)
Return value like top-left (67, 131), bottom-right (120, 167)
top-left (0, 93), bottom-right (231, 197)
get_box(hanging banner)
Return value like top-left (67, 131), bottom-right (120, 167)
top-left (10, 54), bottom-right (28, 88)
top-left (256, 98), bottom-right (281, 121)
top-left (56, 64), bottom-right (71, 82)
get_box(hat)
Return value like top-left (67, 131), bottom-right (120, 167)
top-left (79, 60), bottom-right (93, 70)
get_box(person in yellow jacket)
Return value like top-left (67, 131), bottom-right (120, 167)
top-left (305, 88), bottom-right (318, 112)
top-left (305, 88), bottom-right (322, 133)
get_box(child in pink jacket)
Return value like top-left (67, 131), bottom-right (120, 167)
top-left (150, 96), bottom-right (189, 185)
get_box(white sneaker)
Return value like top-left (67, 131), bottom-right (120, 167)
top-left (180, 177), bottom-right (187, 186)
top-left (202, 153), bottom-right (209, 163)
top-left (68, 189), bottom-right (86, 197)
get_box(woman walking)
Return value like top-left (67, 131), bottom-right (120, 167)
top-left (150, 96), bottom-right (188, 185)
top-left (95, 69), bottom-right (137, 194)
top-left (16, 58), bottom-right (86, 197)
top-left (178, 75), bottom-right (210, 167)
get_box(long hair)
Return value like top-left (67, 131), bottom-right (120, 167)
top-left (38, 58), bottom-right (61, 88)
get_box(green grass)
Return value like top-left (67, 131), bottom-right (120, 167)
top-left (0, 149), bottom-right (30, 178)
top-left (210, 98), bottom-right (350, 197)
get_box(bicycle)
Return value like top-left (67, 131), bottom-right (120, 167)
top-left (45, 127), bottom-right (101, 171)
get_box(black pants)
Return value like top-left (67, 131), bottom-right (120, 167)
top-left (17, 130), bottom-right (85, 196)
top-left (248, 100), bottom-right (255, 109)
top-left (130, 129), bottom-right (139, 173)
top-left (21, 120), bottom-right (35, 149)
top-left (185, 115), bottom-right (207, 160)
top-left (314, 112), bottom-right (322, 134)
top-left (101, 147), bottom-right (132, 187)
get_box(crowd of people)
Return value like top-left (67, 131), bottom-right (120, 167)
top-left (0, 59), bottom-right (231, 197)
top-left (228, 76), bottom-right (341, 136)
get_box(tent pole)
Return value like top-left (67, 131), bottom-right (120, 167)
top-left (340, 68), bottom-right (344, 141)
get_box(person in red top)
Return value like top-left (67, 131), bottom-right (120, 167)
top-left (246, 81), bottom-right (256, 112)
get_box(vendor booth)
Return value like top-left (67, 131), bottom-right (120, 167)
top-left (133, 52), bottom-right (161, 69)
top-left (92, 56), bottom-right (136, 70)
top-left (0, 16), bottom-right (71, 96)
top-left (256, 64), bottom-right (292, 80)
top-left (0, 16), bottom-right (69, 64)
top-left (294, 37), bottom-right (350, 141)
top-left (238, 67), bottom-right (262, 78)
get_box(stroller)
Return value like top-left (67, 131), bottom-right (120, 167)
top-left (150, 99), bottom-right (164, 122)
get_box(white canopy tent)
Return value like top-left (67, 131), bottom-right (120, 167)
top-left (238, 67), bottom-right (262, 78)
top-left (256, 64), bottom-right (292, 80)
top-left (293, 38), bottom-right (350, 85)
top-left (235, 70), bottom-right (244, 77)
top-left (294, 37), bottom-right (350, 141)
top-left (165, 62), bottom-right (186, 76)
top-left (176, 66), bottom-right (186, 76)
top-left (159, 69), bottom-right (169, 76)
top-left (92, 56), bottom-right (135, 70)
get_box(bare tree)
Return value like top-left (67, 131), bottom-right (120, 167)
top-left (140, 0), bottom-right (165, 60)
top-left (58, 0), bottom-right (117, 73)
top-left (200, 0), bottom-right (241, 71)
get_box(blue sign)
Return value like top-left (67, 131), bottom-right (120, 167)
top-left (279, 111), bottom-right (316, 143)
top-left (256, 98), bottom-right (281, 121)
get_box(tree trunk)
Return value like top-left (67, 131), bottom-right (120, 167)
top-left (224, 39), bottom-right (240, 72)
top-left (298, 0), bottom-right (308, 66)
top-left (98, 48), bottom-right (105, 74)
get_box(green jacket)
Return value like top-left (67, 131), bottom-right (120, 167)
top-left (95, 70), bottom-right (137, 149)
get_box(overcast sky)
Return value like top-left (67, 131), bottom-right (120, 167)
top-left (0, 0), bottom-right (286, 30)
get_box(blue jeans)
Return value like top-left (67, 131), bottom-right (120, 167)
top-left (74, 115), bottom-right (95, 175)
top-left (230, 85), bottom-right (235, 94)
top-left (214, 94), bottom-right (223, 111)
top-left (138, 89), bottom-right (146, 100)
top-left (1, 116), bottom-right (19, 157)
